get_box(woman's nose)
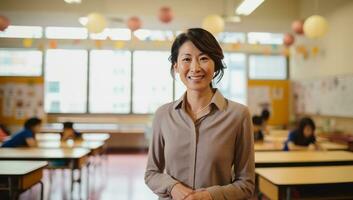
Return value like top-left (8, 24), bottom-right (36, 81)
top-left (190, 60), bottom-right (201, 72)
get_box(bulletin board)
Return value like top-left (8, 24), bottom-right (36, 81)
top-left (293, 75), bottom-right (353, 118)
top-left (248, 80), bottom-right (290, 126)
top-left (0, 77), bottom-right (45, 125)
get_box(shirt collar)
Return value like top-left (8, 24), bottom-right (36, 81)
top-left (173, 89), bottom-right (226, 111)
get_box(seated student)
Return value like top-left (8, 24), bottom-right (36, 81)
top-left (284, 117), bottom-right (322, 151)
top-left (261, 109), bottom-right (271, 135)
top-left (61, 122), bottom-right (82, 141)
top-left (1, 117), bottom-right (41, 147)
top-left (252, 115), bottom-right (264, 141)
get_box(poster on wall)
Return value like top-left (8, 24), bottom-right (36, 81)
top-left (293, 75), bottom-right (353, 117)
top-left (248, 86), bottom-right (272, 115)
top-left (0, 83), bottom-right (44, 120)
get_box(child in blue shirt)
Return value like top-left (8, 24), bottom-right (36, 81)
top-left (284, 117), bottom-right (322, 151)
top-left (1, 117), bottom-right (42, 147)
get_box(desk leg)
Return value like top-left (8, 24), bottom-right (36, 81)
top-left (70, 160), bottom-right (74, 200)
top-left (39, 181), bottom-right (44, 200)
top-left (86, 161), bottom-right (90, 200)
top-left (286, 187), bottom-right (291, 200)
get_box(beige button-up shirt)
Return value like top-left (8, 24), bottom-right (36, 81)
top-left (145, 90), bottom-right (255, 200)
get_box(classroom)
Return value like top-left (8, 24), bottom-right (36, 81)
top-left (0, 0), bottom-right (353, 199)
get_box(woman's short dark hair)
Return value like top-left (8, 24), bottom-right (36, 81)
top-left (298, 117), bottom-right (316, 133)
top-left (261, 109), bottom-right (270, 121)
top-left (169, 28), bottom-right (226, 85)
top-left (24, 117), bottom-right (42, 130)
top-left (252, 115), bottom-right (263, 126)
top-left (63, 122), bottom-right (74, 129)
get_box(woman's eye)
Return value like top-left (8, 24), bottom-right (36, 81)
top-left (182, 58), bottom-right (191, 62)
top-left (200, 57), bottom-right (209, 61)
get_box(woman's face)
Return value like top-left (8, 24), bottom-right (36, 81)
top-left (174, 41), bottom-right (215, 92)
top-left (303, 125), bottom-right (314, 138)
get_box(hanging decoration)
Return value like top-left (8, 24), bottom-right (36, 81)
top-left (158, 6), bottom-right (173, 23)
top-left (202, 14), bottom-right (224, 35)
top-left (291, 20), bottom-right (304, 35)
top-left (303, 15), bottom-right (328, 39)
top-left (127, 16), bottom-right (142, 32)
top-left (283, 33), bottom-right (295, 46)
top-left (22, 38), bottom-right (33, 48)
top-left (312, 46), bottom-right (320, 56)
top-left (85, 12), bottom-right (107, 34)
top-left (94, 40), bottom-right (103, 49)
top-left (114, 41), bottom-right (125, 49)
top-left (0, 15), bottom-right (10, 31)
top-left (49, 40), bottom-right (58, 49)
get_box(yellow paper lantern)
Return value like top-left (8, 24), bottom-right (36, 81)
top-left (303, 15), bottom-right (328, 39)
top-left (86, 12), bottom-right (107, 33)
top-left (202, 14), bottom-right (224, 35)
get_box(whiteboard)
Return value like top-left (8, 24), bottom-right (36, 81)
top-left (293, 75), bottom-right (353, 117)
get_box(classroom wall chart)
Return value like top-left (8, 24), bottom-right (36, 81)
top-left (293, 75), bottom-right (353, 118)
top-left (0, 83), bottom-right (44, 121)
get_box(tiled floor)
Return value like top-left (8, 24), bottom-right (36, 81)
top-left (19, 154), bottom-right (157, 200)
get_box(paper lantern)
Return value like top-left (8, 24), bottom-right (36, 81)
top-left (291, 20), bottom-right (304, 35)
top-left (283, 33), bottom-right (295, 46)
top-left (127, 16), bottom-right (142, 31)
top-left (202, 14), bottom-right (225, 35)
top-left (303, 15), bottom-right (328, 39)
top-left (85, 12), bottom-right (107, 34)
top-left (0, 15), bottom-right (10, 31)
top-left (158, 6), bottom-right (173, 23)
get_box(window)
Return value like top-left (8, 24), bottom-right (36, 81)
top-left (133, 29), bottom-right (174, 41)
top-left (0, 25), bottom-right (43, 38)
top-left (90, 28), bottom-right (131, 40)
top-left (45, 27), bottom-right (88, 39)
top-left (249, 55), bottom-right (287, 80)
top-left (0, 49), bottom-right (42, 76)
top-left (44, 49), bottom-right (88, 113)
top-left (217, 32), bottom-right (246, 43)
top-left (247, 32), bottom-right (283, 45)
top-left (174, 74), bottom-right (186, 100)
top-left (133, 51), bottom-right (173, 113)
top-left (215, 53), bottom-right (247, 104)
top-left (89, 50), bottom-right (131, 113)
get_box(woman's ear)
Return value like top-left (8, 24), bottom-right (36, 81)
top-left (173, 63), bottom-right (178, 74)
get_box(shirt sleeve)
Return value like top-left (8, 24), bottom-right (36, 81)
top-left (144, 107), bottom-right (179, 198)
top-left (206, 108), bottom-right (255, 200)
top-left (23, 130), bottom-right (34, 139)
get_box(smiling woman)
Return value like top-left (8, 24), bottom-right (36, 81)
top-left (144, 28), bottom-right (255, 200)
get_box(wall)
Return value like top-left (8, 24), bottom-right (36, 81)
top-left (290, 0), bottom-right (353, 134)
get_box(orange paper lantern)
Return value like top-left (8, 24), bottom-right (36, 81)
top-left (158, 6), bottom-right (173, 23)
top-left (127, 16), bottom-right (142, 31)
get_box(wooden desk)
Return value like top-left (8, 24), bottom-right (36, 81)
top-left (255, 151), bottom-right (353, 167)
top-left (254, 141), bottom-right (348, 151)
top-left (0, 148), bottom-right (90, 199)
top-left (37, 140), bottom-right (105, 155)
top-left (0, 161), bottom-right (47, 200)
top-left (36, 133), bottom-right (110, 142)
top-left (256, 166), bottom-right (353, 200)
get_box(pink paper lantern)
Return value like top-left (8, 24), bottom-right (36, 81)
top-left (158, 6), bottom-right (173, 23)
top-left (283, 33), bottom-right (295, 46)
top-left (0, 15), bottom-right (10, 31)
top-left (291, 20), bottom-right (304, 35)
top-left (127, 16), bottom-right (142, 31)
